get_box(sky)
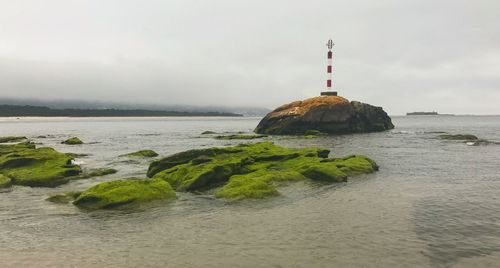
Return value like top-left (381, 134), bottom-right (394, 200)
top-left (0, 0), bottom-right (499, 115)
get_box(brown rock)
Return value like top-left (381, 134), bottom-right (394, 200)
top-left (255, 96), bottom-right (394, 135)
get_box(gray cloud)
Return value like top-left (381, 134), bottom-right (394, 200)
top-left (0, 0), bottom-right (499, 114)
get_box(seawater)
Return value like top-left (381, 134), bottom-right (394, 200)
top-left (0, 116), bottom-right (499, 268)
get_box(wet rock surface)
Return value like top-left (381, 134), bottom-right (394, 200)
top-left (148, 142), bottom-right (378, 201)
top-left (0, 142), bottom-right (81, 187)
top-left (73, 178), bottom-right (176, 209)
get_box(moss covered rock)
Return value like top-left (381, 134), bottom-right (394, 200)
top-left (73, 178), bottom-right (175, 209)
top-left (0, 174), bottom-right (12, 188)
top-left (119, 150), bottom-right (159, 158)
top-left (215, 175), bottom-right (279, 200)
top-left (215, 170), bottom-right (305, 200)
top-left (0, 136), bottom-right (27, 143)
top-left (47, 192), bottom-right (82, 204)
top-left (0, 142), bottom-right (81, 187)
top-left (147, 146), bottom-right (242, 178)
top-left (62, 137), bottom-right (84, 145)
top-left (148, 142), bottom-right (378, 200)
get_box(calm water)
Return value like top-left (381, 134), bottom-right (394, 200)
top-left (0, 116), bottom-right (499, 268)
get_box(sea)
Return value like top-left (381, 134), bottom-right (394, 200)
top-left (0, 115), bottom-right (499, 268)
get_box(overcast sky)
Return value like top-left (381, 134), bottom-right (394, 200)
top-left (1, 0), bottom-right (499, 114)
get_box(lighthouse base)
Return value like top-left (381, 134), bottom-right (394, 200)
top-left (321, 91), bottom-right (338, 96)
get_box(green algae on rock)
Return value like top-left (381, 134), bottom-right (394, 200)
top-left (0, 174), bottom-right (12, 188)
top-left (0, 136), bottom-right (27, 143)
top-left (73, 178), bottom-right (176, 209)
top-left (215, 175), bottom-right (279, 200)
top-left (119, 149), bottom-right (159, 158)
top-left (214, 134), bottom-right (268, 140)
top-left (0, 142), bottom-right (81, 187)
top-left (215, 170), bottom-right (305, 200)
top-left (62, 137), bottom-right (84, 145)
top-left (147, 146), bottom-right (242, 178)
top-left (148, 142), bottom-right (378, 200)
top-left (47, 191), bottom-right (82, 204)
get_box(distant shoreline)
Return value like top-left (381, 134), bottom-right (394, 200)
top-left (0, 104), bottom-right (243, 117)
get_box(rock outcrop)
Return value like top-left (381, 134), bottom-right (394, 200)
top-left (437, 133), bottom-right (499, 146)
top-left (147, 142), bottom-right (378, 201)
top-left (0, 142), bottom-right (81, 187)
top-left (255, 96), bottom-right (394, 135)
top-left (119, 149), bottom-right (159, 158)
top-left (62, 137), bottom-right (84, 145)
top-left (438, 134), bottom-right (478, 141)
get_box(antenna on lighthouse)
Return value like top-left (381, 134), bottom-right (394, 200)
top-left (321, 39), bottom-right (338, 96)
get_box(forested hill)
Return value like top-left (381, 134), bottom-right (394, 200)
top-left (0, 105), bottom-right (243, 117)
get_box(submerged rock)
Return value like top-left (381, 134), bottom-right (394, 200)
top-left (255, 96), bottom-right (394, 135)
top-left (201, 131), bottom-right (217, 135)
top-left (62, 137), bottom-right (84, 145)
top-left (0, 136), bottom-right (27, 143)
top-left (78, 168), bottom-right (118, 179)
top-left (303, 130), bottom-right (327, 136)
top-left (47, 191), bottom-right (82, 204)
top-left (119, 149), bottom-right (159, 158)
top-left (437, 133), bottom-right (500, 146)
top-left (73, 178), bottom-right (176, 209)
top-left (65, 153), bottom-right (90, 158)
top-left (438, 134), bottom-right (478, 141)
top-left (148, 142), bottom-right (378, 200)
top-left (465, 139), bottom-right (500, 146)
top-left (214, 134), bottom-right (268, 140)
top-left (0, 142), bottom-right (81, 187)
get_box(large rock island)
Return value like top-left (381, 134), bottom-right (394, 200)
top-left (255, 96), bottom-right (394, 135)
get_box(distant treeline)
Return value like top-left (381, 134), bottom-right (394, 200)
top-left (0, 105), bottom-right (243, 117)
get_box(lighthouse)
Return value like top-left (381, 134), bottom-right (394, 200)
top-left (321, 39), bottom-right (338, 96)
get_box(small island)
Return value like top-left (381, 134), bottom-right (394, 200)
top-left (406, 111), bottom-right (438, 115)
top-left (406, 111), bottom-right (454, 116)
top-left (255, 96), bottom-right (394, 135)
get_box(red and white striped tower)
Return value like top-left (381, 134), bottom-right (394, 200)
top-left (321, 39), bottom-right (338, 96)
